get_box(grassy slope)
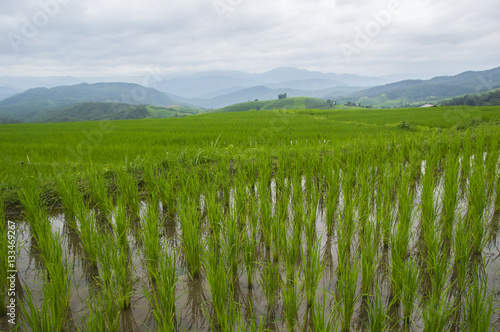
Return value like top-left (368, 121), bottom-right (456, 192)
top-left (213, 97), bottom-right (330, 113)
top-left (1, 105), bottom-right (499, 167)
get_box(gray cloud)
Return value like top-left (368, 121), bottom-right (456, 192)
top-left (0, 0), bottom-right (499, 79)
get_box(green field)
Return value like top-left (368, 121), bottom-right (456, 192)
top-left (213, 97), bottom-right (331, 113)
top-left (1, 106), bottom-right (500, 331)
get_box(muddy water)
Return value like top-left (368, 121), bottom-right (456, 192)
top-left (1, 180), bottom-right (500, 332)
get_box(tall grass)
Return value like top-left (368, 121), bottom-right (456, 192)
top-left (303, 236), bottom-right (325, 307)
top-left (0, 194), bottom-right (8, 316)
top-left (259, 260), bottom-right (281, 310)
top-left (464, 273), bottom-right (496, 332)
top-left (143, 248), bottom-right (179, 331)
top-left (85, 167), bottom-right (113, 219)
top-left (204, 243), bottom-right (236, 330)
top-left (336, 257), bottom-right (360, 332)
top-left (78, 285), bottom-right (120, 332)
top-left (178, 196), bottom-right (203, 279)
top-left (140, 196), bottom-right (161, 281)
top-left (55, 172), bottom-right (80, 225)
top-left (75, 199), bottom-right (100, 268)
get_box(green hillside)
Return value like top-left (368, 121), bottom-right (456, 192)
top-left (213, 97), bottom-right (331, 113)
top-left (0, 82), bottom-right (184, 123)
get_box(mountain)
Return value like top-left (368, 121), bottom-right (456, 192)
top-left (441, 88), bottom-right (500, 106)
top-left (348, 67), bottom-right (500, 105)
top-left (179, 85), bottom-right (363, 109)
top-left (0, 86), bottom-right (22, 101)
top-left (264, 79), bottom-right (344, 90)
top-left (0, 82), bottom-right (183, 123)
top-left (154, 67), bottom-right (389, 100)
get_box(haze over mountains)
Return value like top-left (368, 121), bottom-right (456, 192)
top-left (0, 66), bottom-right (499, 123)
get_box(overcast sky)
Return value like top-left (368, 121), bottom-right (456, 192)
top-left (1, 0), bottom-right (499, 79)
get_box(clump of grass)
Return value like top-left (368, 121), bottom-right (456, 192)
top-left (178, 197), bottom-right (203, 279)
top-left (75, 199), bottom-right (100, 268)
top-left (365, 286), bottom-right (389, 332)
top-left (117, 168), bottom-right (141, 216)
top-left (325, 166), bottom-right (340, 235)
top-left (204, 243), bottom-right (235, 330)
top-left (243, 230), bottom-right (257, 288)
top-left (86, 167), bottom-right (113, 219)
top-left (336, 257), bottom-right (360, 332)
top-left (282, 269), bottom-right (302, 331)
top-left (55, 172), bottom-right (80, 225)
top-left (143, 248), bottom-right (179, 330)
top-left (442, 153), bottom-right (459, 239)
top-left (464, 273), bottom-right (495, 332)
top-left (420, 286), bottom-right (455, 332)
top-left (259, 260), bottom-right (281, 310)
top-left (311, 290), bottom-right (337, 332)
top-left (303, 236), bottom-right (325, 307)
top-left (78, 285), bottom-right (120, 332)
top-left (453, 214), bottom-right (473, 294)
top-left (0, 194), bottom-right (9, 316)
top-left (140, 196), bottom-right (161, 281)
top-left (97, 231), bottom-right (134, 310)
top-left (401, 259), bottom-right (420, 328)
top-left (20, 279), bottom-right (67, 332)
top-left (361, 218), bottom-right (379, 297)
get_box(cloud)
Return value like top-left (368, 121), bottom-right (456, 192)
top-left (0, 0), bottom-right (499, 78)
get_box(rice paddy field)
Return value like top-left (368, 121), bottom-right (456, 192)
top-left (1, 105), bottom-right (500, 331)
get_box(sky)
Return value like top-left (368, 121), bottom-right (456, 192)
top-left (1, 0), bottom-right (499, 79)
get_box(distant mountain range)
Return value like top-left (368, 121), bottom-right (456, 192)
top-left (1, 66), bottom-right (500, 123)
top-left (0, 82), bottom-right (182, 123)
top-left (344, 67), bottom-right (500, 107)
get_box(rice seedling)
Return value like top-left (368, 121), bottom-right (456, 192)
top-left (204, 242), bottom-right (236, 330)
top-left (337, 200), bottom-right (356, 273)
top-left (401, 259), bottom-right (420, 328)
top-left (442, 153), bottom-right (460, 239)
top-left (143, 248), bottom-right (179, 331)
top-left (360, 218), bottom-right (379, 296)
top-left (18, 176), bottom-right (46, 237)
top-left (55, 172), bottom-right (80, 225)
top-left (243, 229), bottom-right (257, 288)
top-left (258, 176), bottom-right (273, 249)
top-left (0, 194), bottom-right (9, 317)
top-left (140, 195), bottom-right (161, 281)
top-left (364, 286), bottom-right (389, 332)
top-left (259, 260), bottom-right (281, 310)
top-left (20, 279), bottom-right (67, 332)
top-left (78, 285), bottom-right (120, 332)
top-left (452, 214), bottom-right (473, 295)
top-left (425, 223), bottom-right (450, 298)
top-left (237, 308), bottom-right (267, 332)
top-left (223, 211), bottom-right (242, 277)
top-left (325, 165), bottom-right (340, 235)
top-left (311, 290), bottom-right (337, 332)
top-left (303, 236), bottom-right (325, 307)
top-left (420, 285), bottom-right (455, 332)
top-left (85, 167), bottom-right (113, 219)
top-left (117, 168), bottom-right (141, 216)
top-left (178, 196), bottom-right (203, 279)
top-left (421, 159), bottom-right (437, 241)
top-left (336, 257), bottom-right (360, 332)
top-left (494, 173), bottom-right (500, 213)
top-left (96, 227), bottom-right (133, 310)
top-left (282, 269), bottom-right (302, 331)
top-left (75, 199), bottom-right (100, 268)
top-left (157, 169), bottom-right (177, 214)
top-left (112, 199), bottom-right (130, 252)
top-left (284, 229), bottom-right (301, 284)
top-left (464, 272), bottom-right (496, 332)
